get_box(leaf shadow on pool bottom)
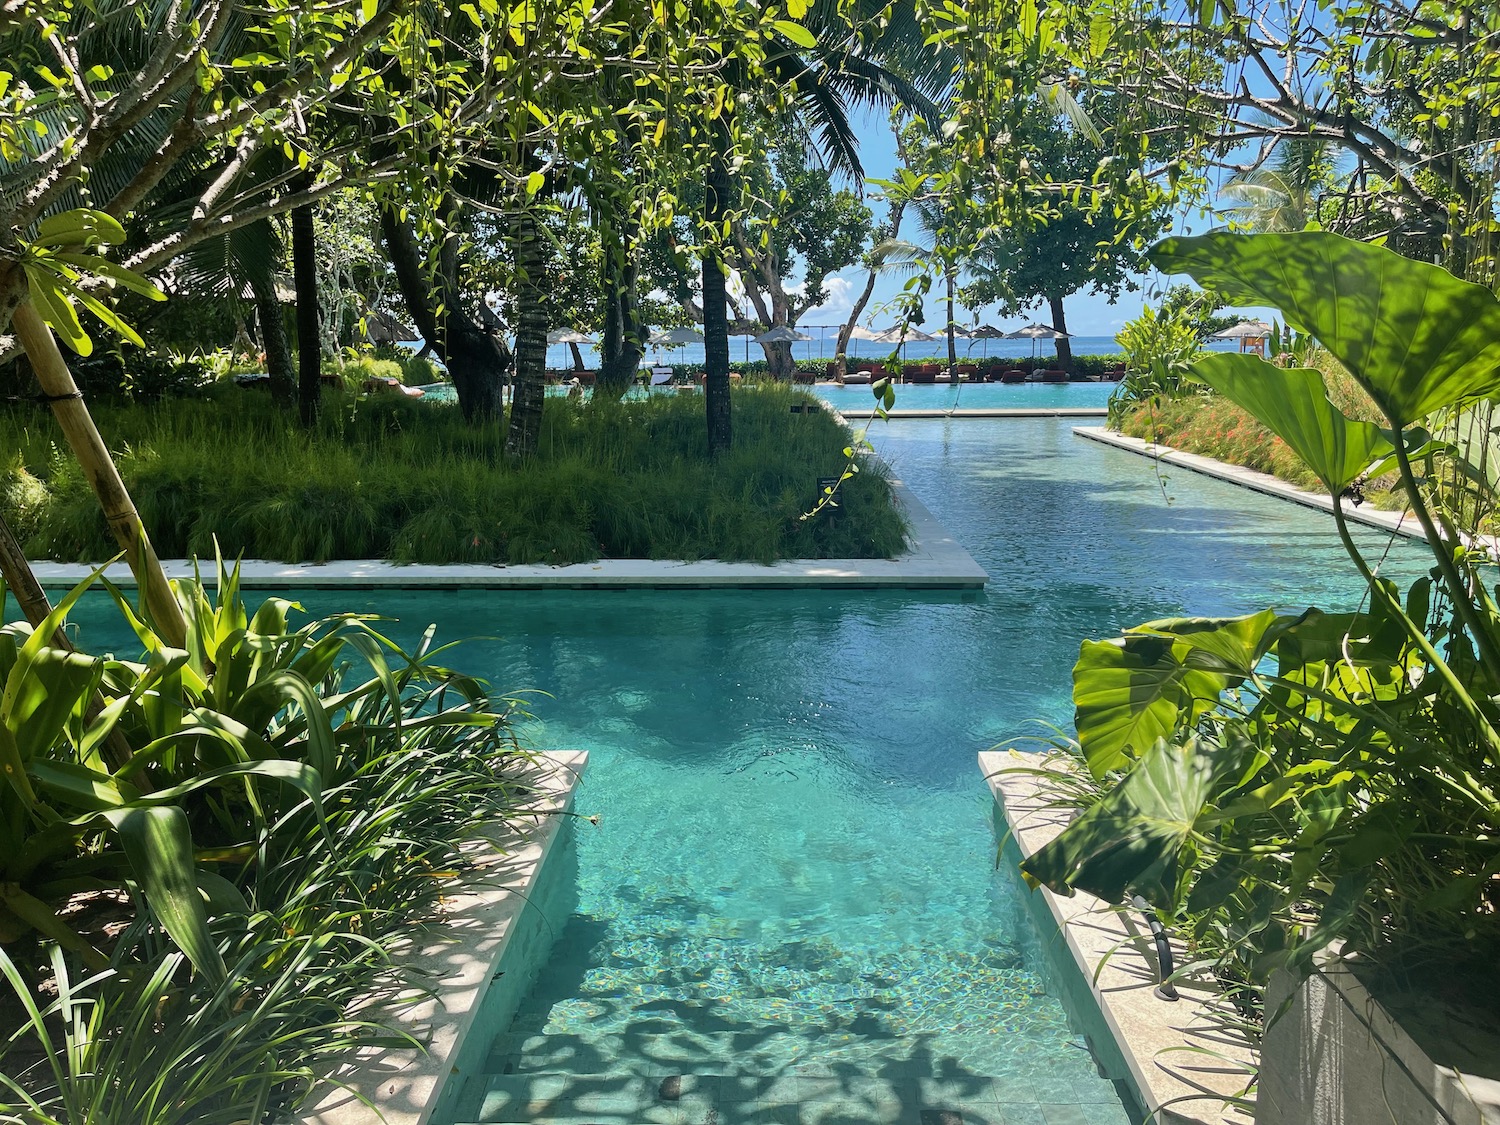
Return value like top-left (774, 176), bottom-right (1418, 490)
top-left (482, 905), bottom-right (1127, 1087)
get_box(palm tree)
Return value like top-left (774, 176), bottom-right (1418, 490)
top-left (699, 0), bottom-right (950, 455)
top-left (1218, 140), bottom-right (1336, 233)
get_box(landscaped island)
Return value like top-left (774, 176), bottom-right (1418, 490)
top-left (2, 383), bottom-right (908, 566)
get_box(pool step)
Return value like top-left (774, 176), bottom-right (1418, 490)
top-left (452, 1067), bottom-right (1135, 1125)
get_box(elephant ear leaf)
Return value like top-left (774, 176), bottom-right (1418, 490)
top-left (1072, 634), bottom-right (1230, 778)
top-left (1186, 356), bottom-right (1392, 492)
top-left (1021, 737), bottom-right (1221, 909)
top-left (1151, 231), bottom-right (1500, 426)
top-left (103, 806), bottom-right (227, 984)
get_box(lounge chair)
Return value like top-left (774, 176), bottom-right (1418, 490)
top-left (650, 365), bottom-right (675, 386)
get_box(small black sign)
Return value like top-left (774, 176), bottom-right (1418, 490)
top-left (817, 476), bottom-right (841, 508)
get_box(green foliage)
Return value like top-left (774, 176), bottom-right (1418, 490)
top-left (1189, 356), bottom-right (1392, 492)
top-left (2, 384), bottom-right (907, 565)
top-left (367, 345), bottom-right (442, 386)
top-left (0, 561), bottom-right (534, 1120)
top-left (1151, 232), bottom-right (1500, 426)
top-left (1028, 232), bottom-right (1500, 994)
top-left (1107, 302), bottom-right (1205, 423)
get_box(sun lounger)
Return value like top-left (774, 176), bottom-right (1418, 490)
top-left (650, 365), bottom-right (675, 386)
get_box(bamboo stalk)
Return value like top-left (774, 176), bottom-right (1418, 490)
top-left (10, 301), bottom-right (188, 649)
top-left (0, 510), bottom-right (138, 774)
top-left (0, 507), bottom-right (56, 632)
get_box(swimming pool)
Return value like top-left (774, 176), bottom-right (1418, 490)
top-left (59, 420), bottom-right (1425, 1125)
top-left (812, 381), bottom-right (1115, 411)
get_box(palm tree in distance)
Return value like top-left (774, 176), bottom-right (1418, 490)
top-left (1217, 139), bottom-right (1337, 233)
top-left (700, 0), bottom-right (950, 456)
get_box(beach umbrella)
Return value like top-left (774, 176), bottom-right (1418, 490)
top-left (871, 325), bottom-right (937, 361)
top-left (753, 325), bottom-right (813, 343)
top-left (649, 325), bottom-right (704, 366)
top-left (965, 323), bottom-right (1006, 358)
top-left (650, 326), bottom-right (706, 345)
top-left (1213, 320), bottom-right (1273, 355)
top-left (754, 324), bottom-right (814, 370)
top-left (548, 326), bottom-right (595, 371)
top-left (843, 324), bottom-right (883, 357)
top-left (1004, 322), bottom-right (1070, 361)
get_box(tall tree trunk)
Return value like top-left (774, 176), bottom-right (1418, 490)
top-left (597, 224), bottom-right (645, 400)
top-left (379, 204), bottom-right (506, 421)
top-left (834, 199), bottom-right (905, 381)
top-left (291, 183), bottom-right (320, 426)
top-left (248, 270), bottom-right (294, 406)
top-left (506, 211), bottom-right (548, 460)
top-left (10, 302), bottom-right (187, 648)
top-left (703, 138), bottom-right (732, 457)
top-left (759, 339), bottom-right (795, 380)
top-left (1048, 295), bottom-right (1072, 371)
top-left (945, 266), bottom-right (958, 378)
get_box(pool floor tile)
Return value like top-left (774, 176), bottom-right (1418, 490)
top-left (1038, 1103), bottom-right (1133, 1125)
top-left (913, 1075), bottom-right (1038, 1106)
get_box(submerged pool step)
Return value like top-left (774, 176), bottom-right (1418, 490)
top-left (453, 1067), bottom-right (1134, 1125)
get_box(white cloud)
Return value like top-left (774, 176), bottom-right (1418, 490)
top-left (797, 275), bottom-right (858, 323)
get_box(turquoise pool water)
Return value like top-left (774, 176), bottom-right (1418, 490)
top-left (812, 381), bottom-right (1115, 411)
top-left (54, 420), bottom-right (1426, 1125)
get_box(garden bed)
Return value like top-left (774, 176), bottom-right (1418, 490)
top-left (1, 383), bottom-right (907, 566)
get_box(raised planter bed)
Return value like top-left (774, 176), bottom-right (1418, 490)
top-left (1258, 950), bottom-right (1500, 1125)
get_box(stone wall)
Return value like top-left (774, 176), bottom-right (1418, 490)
top-left (1257, 956), bottom-right (1500, 1125)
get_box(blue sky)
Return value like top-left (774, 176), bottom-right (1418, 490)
top-left (792, 107), bottom-right (1248, 338)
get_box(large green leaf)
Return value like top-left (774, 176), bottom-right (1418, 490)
top-left (1188, 356), bottom-right (1394, 492)
top-left (1022, 737), bottom-right (1223, 908)
top-left (103, 806), bottom-right (227, 983)
top-left (2, 647), bottom-right (102, 761)
top-left (1072, 635), bottom-right (1231, 777)
top-left (1129, 609), bottom-right (1286, 677)
top-left (1151, 231), bottom-right (1500, 425)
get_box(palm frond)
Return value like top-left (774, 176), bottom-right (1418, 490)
top-left (1039, 83), bottom-right (1103, 148)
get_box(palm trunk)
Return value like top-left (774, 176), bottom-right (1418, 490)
top-left (10, 302), bottom-right (187, 648)
top-left (1048, 295), bottom-right (1073, 372)
top-left (291, 182), bottom-right (320, 426)
top-left (703, 138), bottom-right (732, 456)
top-left (505, 211), bottom-right (548, 460)
top-left (945, 266), bottom-right (958, 378)
top-left (248, 269), bottom-right (294, 406)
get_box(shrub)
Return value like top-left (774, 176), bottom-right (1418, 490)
top-left (0, 563), bottom-right (537, 1122)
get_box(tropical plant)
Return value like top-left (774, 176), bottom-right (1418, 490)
top-left (1106, 300), bottom-right (1206, 424)
top-left (1023, 231), bottom-right (1500, 998)
top-left (0, 554), bottom-right (527, 978)
top-left (0, 559), bottom-right (537, 1121)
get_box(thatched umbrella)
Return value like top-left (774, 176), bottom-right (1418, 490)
top-left (1004, 322), bottom-right (1070, 361)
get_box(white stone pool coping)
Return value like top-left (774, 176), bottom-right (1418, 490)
top-left (297, 748), bottom-right (587, 1125)
top-left (26, 480), bottom-right (987, 590)
top-left (979, 749), bottom-right (1257, 1125)
top-left (839, 407), bottom-right (1109, 419)
top-left (1074, 426), bottom-right (1424, 541)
